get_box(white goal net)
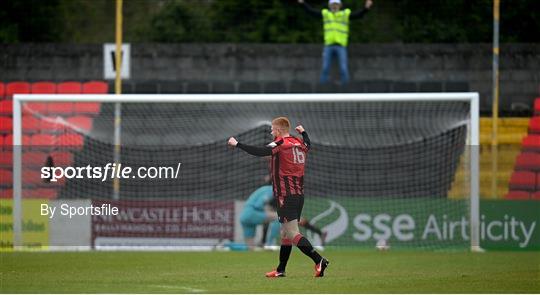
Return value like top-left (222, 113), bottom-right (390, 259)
top-left (8, 93), bottom-right (480, 251)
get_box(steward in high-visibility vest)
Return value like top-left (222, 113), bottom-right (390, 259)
top-left (299, 0), bottom-right (373, 84)
top-left (322, 8), bottom-right (351, 46)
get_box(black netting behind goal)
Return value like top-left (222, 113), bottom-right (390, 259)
top-left (16, 99), bottom-right (472, 250)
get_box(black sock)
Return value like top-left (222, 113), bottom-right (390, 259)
top-left (261, 223), bottom-right (269, 245)
top-left (277, 245), bottom-right (292, 273)
top-left (296, 237), bottom-right (322, 264)
top-left (302, 222), bottom-right (322, 236)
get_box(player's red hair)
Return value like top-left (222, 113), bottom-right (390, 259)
top-left (272, 117), bottom-right (290, 132)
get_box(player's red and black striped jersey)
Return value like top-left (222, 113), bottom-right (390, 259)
top-left (268, 136), bottom-right (309, 198)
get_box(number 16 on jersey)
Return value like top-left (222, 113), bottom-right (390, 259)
top-left (292, 146), bottom-right (306, 164)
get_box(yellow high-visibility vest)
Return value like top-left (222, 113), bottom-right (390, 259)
top-left (322, 8), bottom-right (351, 46)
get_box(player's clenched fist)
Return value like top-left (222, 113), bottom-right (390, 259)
top-left (295, 125), bottom-right (305, 134)
top-left (228, 137), bottom-right (238, 147)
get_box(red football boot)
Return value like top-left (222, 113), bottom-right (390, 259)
top-left (314, 258), bottom-right (329, 277)
top-left (265, 269), bottom-right (285, 278)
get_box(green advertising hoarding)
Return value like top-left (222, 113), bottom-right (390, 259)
top-left (0, 199), bottom-right (50, 251)
top-left (480, 201), bottom-right (539, 250)
top-left (302, 198), bottom-right (539, 250)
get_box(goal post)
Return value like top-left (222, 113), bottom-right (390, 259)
top-left (11, 93), bottom-right (480, 251)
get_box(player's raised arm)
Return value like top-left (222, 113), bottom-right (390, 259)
top-left (350, 0), bottom-right (373, 19)
top-left (298, 0), bottom-right (321, 18)
top-left (228, 137), bottom-right (272, 157)
top-left (295, 125), bottom-right (311, 150)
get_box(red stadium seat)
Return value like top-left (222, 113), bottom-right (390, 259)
top-left (0, 169), bottom-right (12, 185)
top-left (509, 171), bottom-right (536, 191)
top-left (58, 133), bottom-right (83, 148)
top-left (22, 116), bottom-right (41, 133)
top-left (22, 169), bottom-right (47, 185)
top-left (30, 134), bottom-right (55, 147)
top-left (2, 189), bottom-right (56, 199)
top-left (31, 82), bottom-right (56, 94)
top-left (3, 134), bottom-right (12, 146)
top-left (50, 151), bottom-right (74, 167)
top-left (6, 82), bottom-right (30, 99)
top-left (73, 102), bottom-right (101, 115)
top-left (40, 117), bottom-right (63, 133)
top-left (47, 102), bottom-right (73, 115)
top-left (23, 102), bottom-right (48, 115)
top-left (529, 117), bottom-right (540, 134)
top-left (66, 116), bottom-right (93, 132)
top-left (505, 191), bottom-right (530, 200)
top-left (532, 191), bottom-right (540, 200)
top-left (0, 151), bottom-right (12, 167)
top-left (22, 151), bottom-right (48, 167)
top-left (535, 98), bottom-right (540, 116)
top-left (0, 189), bottom-right (12, 199)
top-left (0, 100), bottom-right (12, 115)
top-left (25, 168), bottom-right (65, 186)
top-left (4, 134), bottom-right (31, 147)
top-left (0, 82), bottom-right (5, 99)
top-left (522, 135), bottom-right (540, 152)
top-left (82, 81), bottom-right (108, 94)
top-left (57, 82), bottom-right (82, 94)
top-left (515, 153), bottom-right (540, 171)
top-left (24, 188), bottom-right (58, 199)
top-left (22, 134), bottom-right (31, 146)
top-left (8, 188), bottom-right (59, 198)
top-left (1, 151), bottom-right (51, 167)
top-left (0, 117), bottom-right (12, 133)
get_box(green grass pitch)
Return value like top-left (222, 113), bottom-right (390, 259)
top-left (1, 250), bottom-right (539, 293)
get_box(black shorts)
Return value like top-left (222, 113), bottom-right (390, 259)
top-left (277, 195), bottom-right (304, 223)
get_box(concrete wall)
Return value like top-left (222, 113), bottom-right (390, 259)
top-left (1, 43), bottom-right (538, 112)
